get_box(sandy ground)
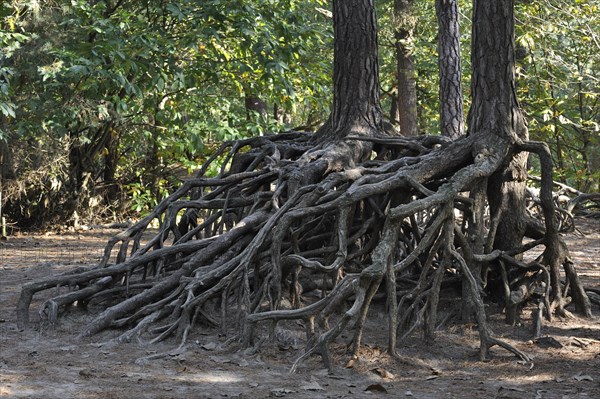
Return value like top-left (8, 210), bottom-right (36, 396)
top-left (1, 219), bottom-right (598, 399)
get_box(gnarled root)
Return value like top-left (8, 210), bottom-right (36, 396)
top-left (17, 132), bottom-right (591, 371)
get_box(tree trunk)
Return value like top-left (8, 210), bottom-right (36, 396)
top-left (436, 0), bottom-right (464, 139)
top-left (465, 0), bottom-right (529, 324)
top-left (469, 0), bottom-right (529, 252)
top-left (394, 0), bottom-right (418, 136)
top-left (0, 137), bottom-right (15, 181)
top-left (327, 0), bottom-right (383, 141)
top-left (103, 126), bottom-right (121, 204)
top-left (309, 0), bottom-right (383, 174)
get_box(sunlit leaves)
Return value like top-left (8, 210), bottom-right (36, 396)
top-left (516, 0), bottom-right (600, 190)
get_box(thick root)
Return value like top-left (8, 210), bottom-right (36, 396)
top-left (17, 132), bottom-right (592, 371)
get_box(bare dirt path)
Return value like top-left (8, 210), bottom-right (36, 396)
top-left (1, 220), bottom-right (598, 399)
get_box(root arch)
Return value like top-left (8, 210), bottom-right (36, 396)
top-left (17, 131), bottom-right (592, 370)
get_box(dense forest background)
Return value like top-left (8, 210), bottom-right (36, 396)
top-left (1, 0), bottom-right (598, 229)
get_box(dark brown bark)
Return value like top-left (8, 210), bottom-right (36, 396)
top-left (467, 0), bottom-right (533, 325)
top-left (394, 0), bottom-right (418, 136)
top-left (326, 0), bottom-right (383, 141)
top-left (309, 0), bottom-right (383, 176)
top-left (469, 0), bottom-right (529, 252)
top-left (103, 126), bottom-right (121, 203)
top-left (0, 137), bottom-right (15, 180)
top-left (436, 0), bottom-right (464, 139)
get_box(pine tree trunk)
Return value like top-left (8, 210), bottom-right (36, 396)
top-left (436, 0), bottom-right (464, 139)
top-left (327, 0), bottom-right (383, 140)
top-left (394, 0), bottom-right (418, 136)
top-left (469, 0), bottom-right (529, 252)
top-left (296, 0), bottom-right (384, 188)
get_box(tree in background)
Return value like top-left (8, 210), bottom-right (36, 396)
top-left (392, 0), bottom-right (419, 136)
top-left (515, 0), bottom-right (600, 192)
top-left (436, 0), bottom-right (464, 139)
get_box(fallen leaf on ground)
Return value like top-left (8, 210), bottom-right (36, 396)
top-left (201, 342), bottom-right (220, 351)
top-left (209, 355), bottom-right (231, 364)
top-left (345, 356), bottom-right (358, 368)
top-left (371, 367), bottom-right (395, 379)
top-left (300, 381), bottom-right (325, 391)
top-left (365, 383), bottom-right (387, 393)
top-left (572, 372), bottom-right (593, 382)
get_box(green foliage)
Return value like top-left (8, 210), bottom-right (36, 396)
top-left (0, 8), bottom-right (30, 124)
top-left (377, 0), bottom-right (472, 135)
top-left (1, 0), bottom-right (332, 225)
top-left (516, 0), bottom-right (600, 191)
top-left (378, 0), bottom-right (597, 191)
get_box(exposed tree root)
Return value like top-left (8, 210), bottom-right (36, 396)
top-left (527, 175), bottom-right (600, 232)
top-left (17, 131), bottom-right (592, 371)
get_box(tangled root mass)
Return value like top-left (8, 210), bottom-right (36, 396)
top-left (17, 130), bottom-right (595, 369)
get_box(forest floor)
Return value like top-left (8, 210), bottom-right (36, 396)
top-left (0, 218), bottom-right (598, 399)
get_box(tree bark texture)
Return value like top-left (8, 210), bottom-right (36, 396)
top-left (436, 0), bottom-right (464, 139)
top-left (394, 0), bottom-right (418, 136)
top-left (329, 0), bottom-right (383, 140)
top-left (469, 0), bottom-right (529, 252)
